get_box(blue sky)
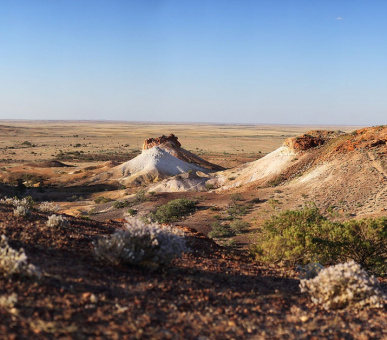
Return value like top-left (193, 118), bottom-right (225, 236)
top-left (0, 0), bottom-right (386, 125)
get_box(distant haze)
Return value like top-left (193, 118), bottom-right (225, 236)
top-left (0, 1), bottom-right (386, 125)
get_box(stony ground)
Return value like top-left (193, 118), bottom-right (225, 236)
top-left (0, 203), bottom-right (386, 339)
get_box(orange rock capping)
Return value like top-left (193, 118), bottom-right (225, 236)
top-left (284, 130), bottom-right (345, 152)
top-left (142, 134), bottom-right (181, 150)
top-left (333, 126), bottom-right (387, 153)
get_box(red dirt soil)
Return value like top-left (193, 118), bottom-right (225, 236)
top-left (0, 203), bottom-right (386, 339)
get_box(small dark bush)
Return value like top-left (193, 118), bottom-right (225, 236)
top-left (127, 208), bottom-right (137, 216)
top-left (205, 183), bottom-right (215, 190)
top-left (134, 189), bottom-right (148, 203)
top-left (227, 203), bottom-right (248, 217)
top-left (230, 193), bottom-right (243, 202)
top-left (208, 222), bottom-right (235, 239)
top-left (148, 199), bottom-right (197, 223)
top-left (230, 220), bottom-right (250, 234)
top-left (113, 200), bottom-right (133, 209)
top-left (94, 196), bottom-right (113, 204)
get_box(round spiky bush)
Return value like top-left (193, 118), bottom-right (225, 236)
top-left (38, 201), bottom-right (60, 213)
top-left (0, 235), bottom-right (41, 279)
top-left (300, 261), bottom-right (385, 310)
top-left (13, 205), bottom-right (30, 218)
top-left (94, 218), bottom-right (189, 267)
top-left (46, 214), bottom-right (68, 228)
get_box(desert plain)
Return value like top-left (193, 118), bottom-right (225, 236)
top-left (0, 120), bottom-right (386, 339)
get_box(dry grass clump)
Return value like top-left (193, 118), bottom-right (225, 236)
top-left (38, 201), bottom-right (60, 213)
top-left (46, 214), bottom-right (68, 228)
top-left (13, 205), bottom-right (30, 218)
top-left (0, 293), bottom-right (17, 310)
top-left (0, 197), bottom-right (17, 206)
top-left (300, 261), bottom-right (385, 310)
top-left (1, 197), bottom-right (34, 218)
top-left (94, 218), bottom-right (189, 267)
top-left (0, 235), bottom-right (41, 279)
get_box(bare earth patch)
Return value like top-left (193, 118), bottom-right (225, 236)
top-left (0, 204), bottom-right (386, 339)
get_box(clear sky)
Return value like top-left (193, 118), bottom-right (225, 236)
top-left (0, 0), bottom-right (386, 125)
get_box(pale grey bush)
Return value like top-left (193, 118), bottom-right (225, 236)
top-left (0, 197), bottom-right (16, 206)
top-left (94, 218), bottom-right (189, 266)
top-left (0, 293), bottom-right (17, 310)
top-left (296, 262), bottom-right (324, 279)
top-left (46, 214), bottom-right (68, 228)
top-left (13, 205), bottom-right (30, 218)
top-left (300, 261), bottom-right (385, 310)
top-left (14, 198), bottom-right (32, 208)
top-left (1, 197), bottom-right (34, 213)
top-left (38, 201), bottom-right (60, 213)
top-left (0, 235), bottom-right (41, 279)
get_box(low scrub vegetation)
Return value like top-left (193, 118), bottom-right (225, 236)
top-left (94, 196), bottom-right (113, 204)
top-left (0, 235), bottom-right (41, 279)
top-left (300, 261), bottom-right (385, 310)
top-left (94, 218), bottom-right (189, 267)
top-left (46, 214), bottom-right (68, 228)
top-left (208, 222), bottom-right (236, 239)
top-left (230, 220), bottom-right (250, 234)
top-left (148, 198), bottom-right (197, 223)
top-left (113, 200), bottom-right (132, 209)
top-left (112, 190), bottom-right (152, 209)
top-left (38, 201), bottom-right (60, 213)
top-left (250, 204), bottom-right (387, 276)
top-left (13, 205), bottom-right (30, 218)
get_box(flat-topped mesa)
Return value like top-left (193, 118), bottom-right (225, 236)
top-left (143, 134), bottom-right (181, 150)
top-left (284, 130), bottom-right (344, 152)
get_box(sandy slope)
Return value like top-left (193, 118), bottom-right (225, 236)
top-left (212, 146), bottom-right (297, 190)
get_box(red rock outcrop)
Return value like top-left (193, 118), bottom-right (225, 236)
top-left (333, 126), bottom-right (387, 153)
top-left (284, 130), bottom-right (344, 152)
top-left (143, 134), bottom-right (181, 150)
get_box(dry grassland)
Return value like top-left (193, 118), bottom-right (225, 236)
top-left (0, 120), bottom-right (358, 168)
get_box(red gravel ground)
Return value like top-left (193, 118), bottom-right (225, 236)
top-left (0, 203), bottom-right (386, 339)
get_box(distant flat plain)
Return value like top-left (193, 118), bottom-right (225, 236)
top-left (0, 120), bottom-right (361, 168)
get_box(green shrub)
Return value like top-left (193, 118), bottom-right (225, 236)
top-left (94, 196), bottom-right (113, 204)
top-left (148, 199), bottom-right (197, 223)
top-left (127, 208), bottom-right (137, 216)
top-left (250, 204), bottom-right (329, 266)
top-left (113, 200), bottom-right (133, 209)
top-left (230, 193), bottom-right (243, 202)
top-left (205, 183), bottom-right (215, 190)
top-left (230, 220), bottom-right (250, 234)
top-left (268, 175), bottom-right (285, 187)
top-left (208, 222), bottom-right (235, 239)
top-left (328, 218), bottom-right (387, 276)
top-left (250, 205), bottom-right (387, 276)
top-left (227, 203), bottom-right (248, 217)
top-left (268, 198), bottom-right (281, 209)
top-left (134, 189), bottom-right (148, 203)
